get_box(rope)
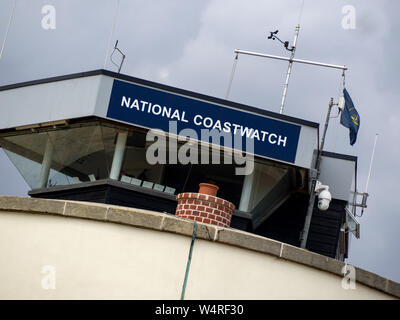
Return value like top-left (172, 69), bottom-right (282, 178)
top-left (180, 221), bottom-right (197, 300)
top-left (225, 53), bottom-right (239, 99)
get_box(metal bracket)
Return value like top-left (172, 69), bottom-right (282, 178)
top-left (352, 192), bottom-right (369, 208)
top-left (110, 40), bottom-right (126, 73)
top-left (345, 207), bottom-right (360, 238)
top-left (315, 180), bottom-right (329, 193)
top-left (308, 169), bottom-right (318, 191)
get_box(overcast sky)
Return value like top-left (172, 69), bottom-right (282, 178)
top-left (0, 0), bottom-right (399, 283)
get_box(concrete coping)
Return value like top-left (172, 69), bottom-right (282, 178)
top-left (0, 195), bottom-right (398, 299)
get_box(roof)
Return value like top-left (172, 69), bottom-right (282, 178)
top-left (321, 150), bottom-right (357, 162)
top-left (0, 69), bottom-right (320, 169)
top-left (0, 69), bottom-right (319, 129)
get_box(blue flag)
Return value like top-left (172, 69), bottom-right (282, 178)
top-left (340, 88), bottom-right (360, 145)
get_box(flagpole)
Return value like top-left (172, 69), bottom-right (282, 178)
top-left (300, 97), bottom-right (334, 249)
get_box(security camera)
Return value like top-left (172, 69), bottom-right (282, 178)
top-left (318, 189), bottom-right (332, 211)
top-left (315, 181), bottom-right (332, 211)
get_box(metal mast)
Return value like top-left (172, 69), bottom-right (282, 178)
top-left (230, 26), bottom-right (347, 114)
top-left (300, 97), bottom-right (334, 249)
top-left (280, 25), bottom-right (300, 114)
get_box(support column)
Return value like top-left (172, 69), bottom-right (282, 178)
top-left (38, 137), bottom-right (54, 189)
top-left (239, 163), bottom-right (262, 212)
top-left (109, 131), bottom-right (128, 180)
top-left (300, 98), bottom-right (334, 249)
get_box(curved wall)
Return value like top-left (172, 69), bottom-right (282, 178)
top-left (0, 196), bottom-right (398, 299)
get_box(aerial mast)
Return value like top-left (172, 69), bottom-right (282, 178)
top-left (226, 24), bottom-right (353, 249)
top-left (229, 27), bottom-right (347, 114)
top-left (276, 24), bottom-right (300, 114)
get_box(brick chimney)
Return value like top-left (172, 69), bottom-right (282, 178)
top-left (175, 183), bottom-right (235, 227)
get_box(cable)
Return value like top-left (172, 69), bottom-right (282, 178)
top-left (225, 53), bottom-right (238, 99)
top-left (180, 222), bottom-right (197, 300)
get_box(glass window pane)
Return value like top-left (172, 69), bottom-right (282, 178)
top-left (3, 149), bottom-right (42, 189)
top-left (0, 123), bottom-right (112, 189)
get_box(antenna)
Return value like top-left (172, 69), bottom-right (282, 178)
top-left (358, 133), bottom-right (378, 216)
top-left (348, 134), bottom-right (378, 217)
top-left (365, 133), bottom-right (378, 194)
top-left (0, 0), bottom-right (16, 61)
top-left (276, 25), bottom-right (299, 114)
top-left (103, 0), bottom-right (120, 69)
top-left (227, 25), bottom-right (347, 114)
top-left (110, 40), bottom-right (126, 73)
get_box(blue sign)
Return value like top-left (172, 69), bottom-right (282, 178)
top-left (107, 79), bottom-right (301, 163)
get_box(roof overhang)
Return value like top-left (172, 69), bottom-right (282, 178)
top-left (0, 69), bottom-right (319, 169)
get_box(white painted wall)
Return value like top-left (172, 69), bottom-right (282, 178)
top-left (0, 76), bottom-right (104, 130)
top-left (0, 211), bottom-right (394, 299)
top-left (319, 155), bottom-right (356, 201)
top-left (295, 125), bottom-right (318, 169)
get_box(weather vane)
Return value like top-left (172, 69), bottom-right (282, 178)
top-left (267, 29), bottom-right (295, 52)
top-left (267, 25), bottom-right (300, 114)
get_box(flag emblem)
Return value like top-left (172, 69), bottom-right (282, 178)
top-left (340, 88), bottom-right (360, 145)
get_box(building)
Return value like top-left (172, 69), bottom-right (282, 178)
top-left (0, 69), bottom-right (359, 260)
top-left (1, 69), bottom-right (395, 299)
top-left (0, 196), bottom-right (397, 299)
